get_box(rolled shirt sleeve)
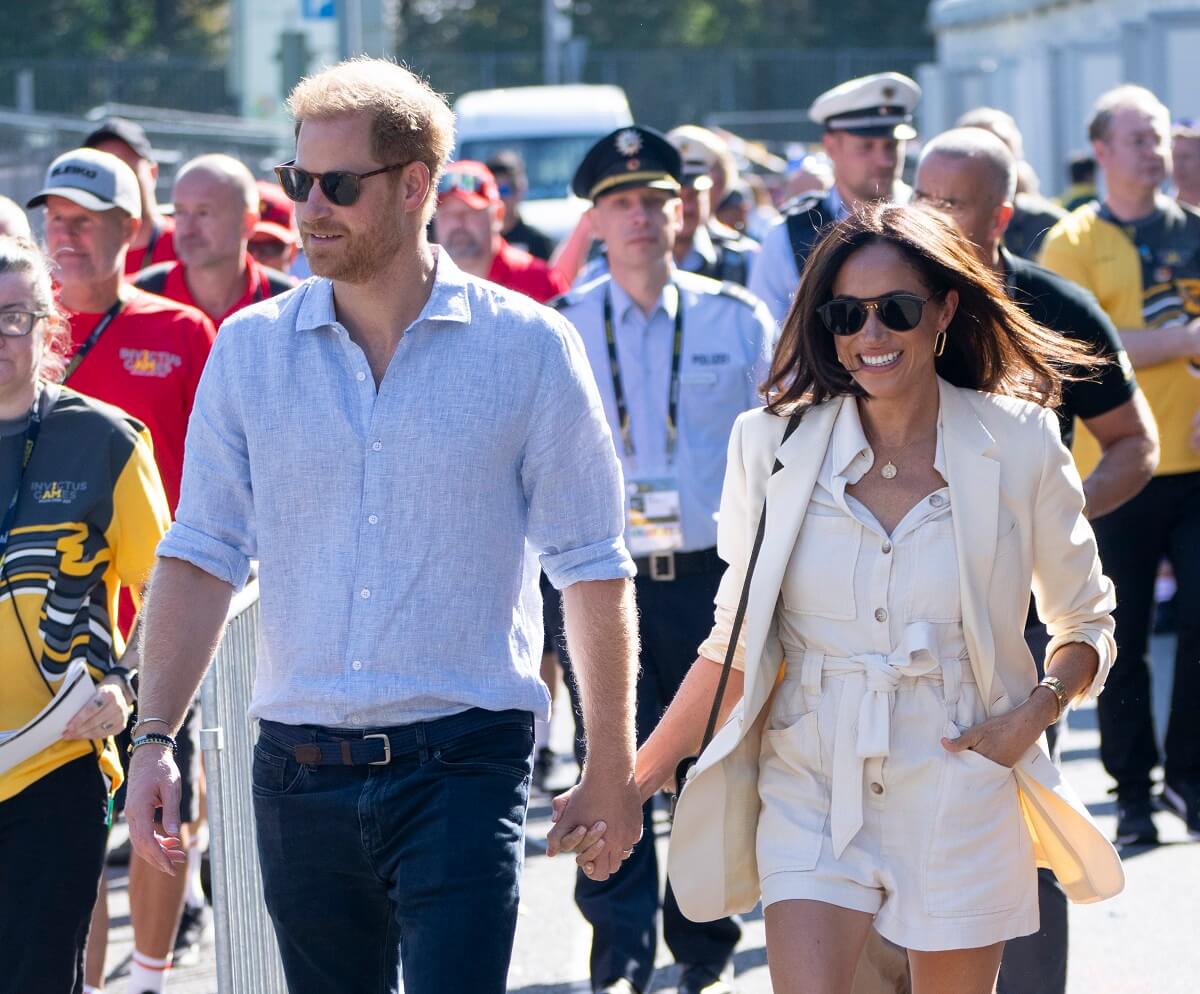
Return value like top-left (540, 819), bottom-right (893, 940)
top-left (157, 329), bottom-right (256, 590)
top-left (523, 312), bottom-right (636, 589)
top-left (1031, 408), bottom-right (1117, 701)
top-left (748, 220), bottom-right (800, 325)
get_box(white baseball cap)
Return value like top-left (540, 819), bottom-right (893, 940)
top-left (27, 148), bottom-right (141, 219)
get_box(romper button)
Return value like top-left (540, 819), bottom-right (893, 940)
top-left (870, 782), bottom-right (884, 795)
top-left (930, 493), bottom-right (946, 508)
top-left (874, 607), bottom-right (888, 622)
top-left (881, 540), bottom-right (892, 554)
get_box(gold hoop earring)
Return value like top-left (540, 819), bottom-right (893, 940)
top-left (934, 329), bottom-right (948, 357)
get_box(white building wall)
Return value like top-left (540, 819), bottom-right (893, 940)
top-left (924, 0), bottom-right (1200, 195)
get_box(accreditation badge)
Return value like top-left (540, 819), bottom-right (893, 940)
top-left (625, 477), bottom-right (683, 557)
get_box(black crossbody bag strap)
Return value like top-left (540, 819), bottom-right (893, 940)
top-left (674, 410), bottom-right (803, 799)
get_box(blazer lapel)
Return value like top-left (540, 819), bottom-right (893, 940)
top-left (740, 398), bottom-right (841, 719)
top-left (939, 380), bottom-right (1001, 706)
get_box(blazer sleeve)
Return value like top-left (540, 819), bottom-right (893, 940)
top-left (697, 414), bottom-right (754, 670)
top-left (1030, 407), bottom-right (1117, 701)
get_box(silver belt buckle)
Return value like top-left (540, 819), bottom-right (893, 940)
top-left (649, 552), bottom-right (676, 582)
top-left (364, 732), bottom-right (392, 765)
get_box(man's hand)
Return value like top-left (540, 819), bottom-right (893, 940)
top-left (62, 681), bottom-right (131, 741)
top-left (941, 692), bottom-right (1055, 769)
top-left (125, 744), bottom-right (188, 876)
top-left (546, 771), bottom-right (642, 880)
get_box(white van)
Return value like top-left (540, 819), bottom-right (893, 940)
top-left (452, 84), bottom-right (634, 245)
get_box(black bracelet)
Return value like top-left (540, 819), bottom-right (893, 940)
top-left (129, 732), bottom-right (176, 755)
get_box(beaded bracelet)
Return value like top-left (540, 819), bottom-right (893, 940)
top-left (129, 732), bottom-right (177, 755)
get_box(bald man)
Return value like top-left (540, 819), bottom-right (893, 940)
top-left (136, 154), bottom-right (294, 326)
top-left (0, 196), bottom-right (31, 238)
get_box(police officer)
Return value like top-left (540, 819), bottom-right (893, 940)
top-left (749, 71), bottom-right (921, 322)
top-left (666, 126), bottom-right (760, 286)
top-left (554, 126), bottom-right (774, 994)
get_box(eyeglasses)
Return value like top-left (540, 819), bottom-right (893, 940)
top-left (438, 172), bottom-right (494, 197)
top-left (0, 311), bottom-right (47, 338)
top-left (274, 160), bottom-right (408, 207)
top-left (816, 293), bottom-right (934, 336)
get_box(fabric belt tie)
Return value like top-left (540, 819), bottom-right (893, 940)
top-left (792, 622), bottom-right (968, 859)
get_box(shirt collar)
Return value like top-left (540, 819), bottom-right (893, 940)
top-left (829, 392), bottom-right (948, 483)
top-left (608, 273), bottom-right (679, 325)
top-left (690, 225), bottom-right (718, 267)
top-left (295, 245), bottom-right (472, 333)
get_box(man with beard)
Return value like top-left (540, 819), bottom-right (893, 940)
top-left (124, 57), bottom-right (643, 994)
top-left (749, 72), bottom-right (919, 322)
top-left (432, 160), bottom-right (567, 303)
top-left (136, 155), bottom-right (294, 327)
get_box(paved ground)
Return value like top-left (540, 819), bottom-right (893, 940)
top-left (101, 636), bottom-right (1197, 993)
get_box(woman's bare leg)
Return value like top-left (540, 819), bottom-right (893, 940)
top-left (909, 942), bottom-right (1004, 994)
top-left (765, 899), bottom-right (875, 994)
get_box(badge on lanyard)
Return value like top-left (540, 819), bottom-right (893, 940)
top-left (625, 477), bottom-right (683, 557)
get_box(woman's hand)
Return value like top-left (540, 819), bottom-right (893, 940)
top-left (941, 691), bottom-right (1057, 769)
top-left (62, 680), bottom-right (131, 741)
top-left (549, 786), bottom-right (624, 877)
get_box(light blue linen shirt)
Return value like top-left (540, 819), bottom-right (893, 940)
top-left (159, 249), bottom-right (634, 728)
top-left (555, 270), bottom-right (775, 552)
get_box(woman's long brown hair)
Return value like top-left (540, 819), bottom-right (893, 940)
top-left (765, 203), bottom-right (1102, 415)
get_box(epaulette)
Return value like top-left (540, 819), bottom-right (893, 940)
top-left (779, 189), bottom-right (829, 217)
top-left (716, 280), bottom-right (760, 309)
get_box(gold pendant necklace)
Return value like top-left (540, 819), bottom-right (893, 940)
top-left (880, 461), bottom-right (898, 480)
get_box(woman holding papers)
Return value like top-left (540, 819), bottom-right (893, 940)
top-left (0, 236), bottom-right (170, 993)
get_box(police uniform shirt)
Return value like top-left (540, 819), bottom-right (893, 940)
top-left (678, 222), bottom-right (760, 286)
top-left (555, 270), bottom-right (775, 551)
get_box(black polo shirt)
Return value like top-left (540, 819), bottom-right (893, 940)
top-left (1002, 248), bottom-right (1138, 449)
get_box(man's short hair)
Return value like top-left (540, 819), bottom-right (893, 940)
top-left (955, 107), bottom-right (1024, 162)
top-left (287, 57), bottom-right (455, 223)
top-left (175, 154), bottom-right (259, 213)
top-left (1068, 152), bottom-right (1096, 184)
top-left (0, 196), bottom-right (31, 239)
top-left (921, 128), bottom-right (1018, 205)
top-left (1088, 85), bottom-right (1169, 143)
top-left (485, 150), bottom-right (525, 184)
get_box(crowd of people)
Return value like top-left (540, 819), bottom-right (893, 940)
top-left (0, 53), bottom-right (1196, 994)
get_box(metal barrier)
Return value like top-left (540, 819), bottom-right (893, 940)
top-left (199, 579), bottom-right (290, 994)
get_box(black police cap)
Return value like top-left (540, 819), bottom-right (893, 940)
top-left (572, 126), bottom-right (683, 201)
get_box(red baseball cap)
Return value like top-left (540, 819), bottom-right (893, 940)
top-left (251, 220), bottom-right (299, 246)
top-left (437, 161), bottom-right (501, 209)
top-left (257, 179), bottom-right (295, 229)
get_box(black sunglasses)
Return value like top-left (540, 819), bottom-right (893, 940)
top-left (816, 293), bottom-right (935, 336)
top-left (274, 160), bottom-right (408, 207)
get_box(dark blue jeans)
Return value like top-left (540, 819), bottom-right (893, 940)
top-left (252, 708), bottom-right (533, 994)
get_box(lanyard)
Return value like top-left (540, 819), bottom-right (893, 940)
top-left (0, 386), bottom-right (46, 564)
top-left (62, 296), bottom-right (125, 383)
top-left (137, 220), bottom-right (162, 273)
top-left (603, 285), bottom-right (684, 462)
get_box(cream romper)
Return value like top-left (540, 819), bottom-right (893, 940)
top-left (755, 401), bottom-right (1039, 951)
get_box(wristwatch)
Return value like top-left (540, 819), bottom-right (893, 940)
top-left (1034, 675), bottom-right (1069, 723)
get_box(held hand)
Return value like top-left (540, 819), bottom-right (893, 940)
top-left (546, 771), bottom-right (642, 880)
top-left (940, 695), bottom-right (1053, 770)
top-left (62, 682), bottom-right (130, 741)
top-left (548, 786), bottom-right (610, 865)
top-left (125, 745), bottom-right (188, 876)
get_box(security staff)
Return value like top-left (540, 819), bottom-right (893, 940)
top-left (554, 126), bottom-right (774, 994)
top-left (749, 71), bottom-right (920, 322)
top-left (667, 126), bottom-right (760, 286)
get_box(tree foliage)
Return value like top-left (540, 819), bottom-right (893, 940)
top-left (0, 0), bottom-right (228, 60)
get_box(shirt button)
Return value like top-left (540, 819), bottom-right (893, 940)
top-left (360, 587), bottom-right (371, 600)
top-left (351, 660), bottom-right (362, 671)
top-left (870, 781), bottom-right (884, 795)
top-left (367, 514), bottom-right (379, 525)
top-left (356, 371), bottom-right (366, 382)
top-left (371, 440), bottom-right (382, 451)
top-left (874, 607), bottom-right (888, 622)
top-left (930, 493), bottom-right (946, 508)
top-left (881, 540), bottom-right (893, 554)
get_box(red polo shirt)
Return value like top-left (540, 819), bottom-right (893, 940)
top-left (487, 239), bottom-right (568, 304)
top-left (64, 290), bottom-right (215, 514)
top-left (123, 217), bottom-right (178, 276)
top-left (149, 255), bottom-right (281, 327)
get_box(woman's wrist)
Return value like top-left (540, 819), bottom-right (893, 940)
top-left (1027, 683), bottom-right (1062, 728)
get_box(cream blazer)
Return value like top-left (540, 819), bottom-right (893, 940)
top-left (669, 378), bottom-right (1125, 923)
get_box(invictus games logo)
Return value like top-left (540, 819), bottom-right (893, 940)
top-left (30, 479), bottom-right (87, 504)
top-left (119, 348), bottom-right (182, 378)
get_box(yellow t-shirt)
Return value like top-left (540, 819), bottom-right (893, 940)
top-left (1039, 199), bottom-right (1200, 477)
top-left (0, 387), bottom-right (169, 802)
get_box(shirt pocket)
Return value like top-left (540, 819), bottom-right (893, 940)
top-left (901, 516), bottom-right (961, 623)
top-left (779, 512), bottom-right (860, 620)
